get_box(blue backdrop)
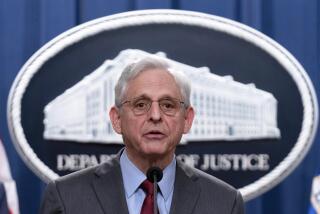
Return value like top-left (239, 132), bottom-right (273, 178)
top-left (0, 0), bottom-right (319, 213)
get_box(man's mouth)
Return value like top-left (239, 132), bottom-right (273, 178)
top-left (143, 131), bottom-right (166, 139)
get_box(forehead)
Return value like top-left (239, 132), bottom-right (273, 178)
top-left (125, 68), bottom-right (181, 99)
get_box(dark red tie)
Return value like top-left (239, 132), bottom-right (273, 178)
top-left (140, 180), bottom-right (154, 214)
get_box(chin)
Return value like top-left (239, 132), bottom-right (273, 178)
top-left (140, 140), bottom-right (173, 156)
top-left (142, 147), bottom-right (168, 157)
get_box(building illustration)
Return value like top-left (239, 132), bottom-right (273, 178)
top-left (43, 49), bottom-right (281, 144)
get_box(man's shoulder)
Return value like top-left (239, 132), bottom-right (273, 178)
top-left (175, 160), bottom-right (245, 213)
top-left (40, 155), bottom-right (125, 213)
top-left (53, 156), bottom-right (120, 186)
top-left (177, 159), bottom-right (238, 194)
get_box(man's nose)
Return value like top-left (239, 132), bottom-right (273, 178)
top-left (148, 101), bottom-right (162, 121)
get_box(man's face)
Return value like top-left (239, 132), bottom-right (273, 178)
top-left (110, 68), bottom-right (194, 161)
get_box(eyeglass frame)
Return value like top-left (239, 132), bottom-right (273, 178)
top-left (119, 96), bottom-right (187, 116)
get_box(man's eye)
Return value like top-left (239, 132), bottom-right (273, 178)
top-left (133, 100), bottom-right (149, 109)
top-left (160, 100), bottom-right (176, 109)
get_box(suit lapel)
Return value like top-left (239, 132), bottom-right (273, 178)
top-left (170, 160), bottom-right (201, 214)
top-left (92, 156), bottom-right (129, 214)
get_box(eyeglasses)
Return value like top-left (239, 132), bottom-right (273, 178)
top-left (120, 97), bottom-right (186, 116)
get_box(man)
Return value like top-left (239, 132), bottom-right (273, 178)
top-left (40, 56), bottom-right (244, 214)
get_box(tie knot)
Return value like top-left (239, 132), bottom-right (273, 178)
top-left (141, 180), bottom-right (154, 195)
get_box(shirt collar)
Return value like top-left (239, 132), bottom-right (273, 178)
top-left (158, 156), bottom-right (176, 201)
top-left (120, 149), bottom-right (176, 201)
top-left (120, 150), bottom-right (146, 198)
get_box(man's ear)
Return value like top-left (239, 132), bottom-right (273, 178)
top-left (183, 106), bottom-right (195, 134)
top-left (109, 106), bottom-right (122, 134)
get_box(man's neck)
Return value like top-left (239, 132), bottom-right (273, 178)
top-left (125, 149), bottom-right (174, 174)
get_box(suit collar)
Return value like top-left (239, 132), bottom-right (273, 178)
top-left (169, 159), bottom-right (201, 214)
top-left (92, 150), bottom-right (129, 214)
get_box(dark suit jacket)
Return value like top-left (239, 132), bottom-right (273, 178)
top-left (40, 154), bottom-right (244, 214)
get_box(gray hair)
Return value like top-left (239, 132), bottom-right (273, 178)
top-left (114, 56), bottom-right (191, 108)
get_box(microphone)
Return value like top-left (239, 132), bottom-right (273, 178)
top-left (147, 166), bottom-right (163, 183)
top-left (146, 167), bottom-right (163, 214)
